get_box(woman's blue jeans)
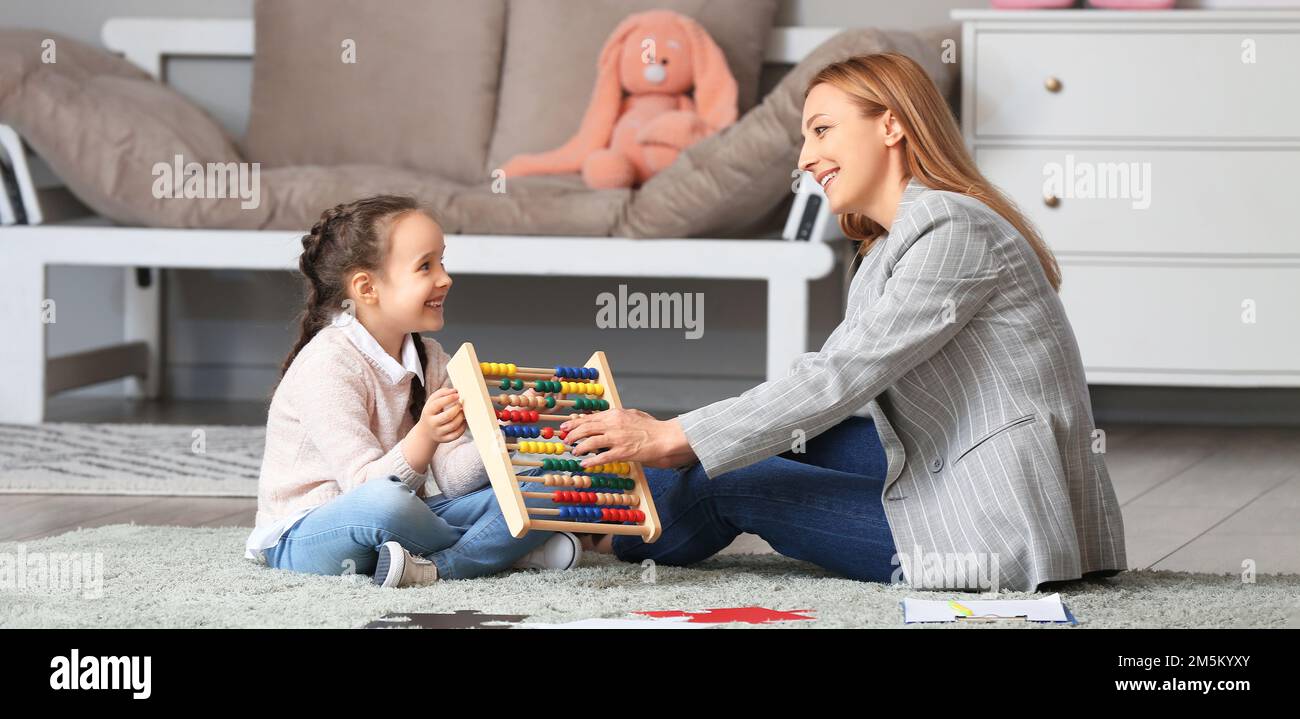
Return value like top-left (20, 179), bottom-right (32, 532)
top-left (611, 415), bottom-right (900, 583)
top-left (263, 471), bottom-right (554, 580)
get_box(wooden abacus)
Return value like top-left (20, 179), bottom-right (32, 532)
top-left (446, 342), bottom-right (661, 542)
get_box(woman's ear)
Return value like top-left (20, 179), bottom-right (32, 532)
top-left (882, 111), bottom-right (905, 147)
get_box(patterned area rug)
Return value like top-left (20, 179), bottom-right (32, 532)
top-left (0, 423), bottom-right (262, 496)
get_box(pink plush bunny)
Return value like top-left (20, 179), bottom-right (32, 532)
top-left (501, 9), bottom-right (739, 189)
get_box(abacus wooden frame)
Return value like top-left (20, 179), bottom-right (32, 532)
top-left (447, 341), bottom-right (662, 542)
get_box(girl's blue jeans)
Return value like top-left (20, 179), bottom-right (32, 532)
top-left (611, 415), bottom-right (900, 583)
top-left (263, 470), bottom-right (554, 580)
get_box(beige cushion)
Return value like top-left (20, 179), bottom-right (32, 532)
top-left (273, 170), bottom-right (627, 235)
top-left (619, 26), bottom-right (960, 239)
top-left (242, 0), bottom-right (506, 186)
top-left (184, 168), bottom-right (628, 235)
top-left (0, 29), bottom-right (246, 227)
top-left (486, 0), bottom-right (778, 171)
top-left (443, 176), bottom-right (631, 236)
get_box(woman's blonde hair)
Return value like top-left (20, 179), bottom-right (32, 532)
top-left (805, 53), bottom-right (1061, 291)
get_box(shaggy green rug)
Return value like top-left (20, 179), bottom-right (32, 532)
top-left (1, 524), bottom-right (1296, 629)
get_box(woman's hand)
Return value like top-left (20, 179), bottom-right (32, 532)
top-left (560, 409), bottom-right (697, 469)
top-left (418, 387), bottom-right (465, 444)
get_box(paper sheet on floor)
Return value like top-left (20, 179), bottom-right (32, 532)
top-left (901, 593), bottom-right (1075, 624)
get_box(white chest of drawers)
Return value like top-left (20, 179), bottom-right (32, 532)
top-left (954, 9), bottom-right (1300, 387)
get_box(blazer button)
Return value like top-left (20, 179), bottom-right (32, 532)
top-left (929, 456), bottom-right (943, 473)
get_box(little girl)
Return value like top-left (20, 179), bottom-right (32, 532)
top-left (244, 195), bottom-right (581, 587)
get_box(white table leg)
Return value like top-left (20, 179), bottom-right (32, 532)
top-left (766, 277), bottom-right (809, 383)
top-left (1, 257), bottom-right (47, 423)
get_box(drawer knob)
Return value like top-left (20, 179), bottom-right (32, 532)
top-left (1044, 76), bottom-right (1063, 93)
top-left (1044, 194), bottom-right (1060, 208)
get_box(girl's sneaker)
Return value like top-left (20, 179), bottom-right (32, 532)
top-left (512, 531), bottom-right (582, 571)
top-left (373, 540), bottom-right (439, 588)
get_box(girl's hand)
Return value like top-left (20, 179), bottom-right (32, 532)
top-left (419, 387), bottom-right (465, 444)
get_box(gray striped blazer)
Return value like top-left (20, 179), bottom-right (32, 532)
top-left (676, 178), bottom-right (1127, 592)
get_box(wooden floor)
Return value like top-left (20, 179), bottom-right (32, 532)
top-left (7, 399), bottom-right (1299, 574)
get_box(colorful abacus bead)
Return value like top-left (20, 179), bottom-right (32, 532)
top-left (496, 408), bottom-right (539, 421)
top-left (586, 474), bottom-right (634, 490)
top-left (557, 506), bottom-right (596, 522)
top-left (538, 460), bottom-right (630, 474)
top-left (541, 473), bottom-right (587, 487)
top-left (480, 362), bottom-right (518, 377)
top-left (555, 506), bottom-right (644, 523)
top-left (502, 394), bottom-right (546, 409)
top-left (566, 381), bottom-right (596, 395)
top-left (564, 382), bottom-right (602, 396)
top-left (550, 490), bottom-right (639, 506)
top-left (554, 366), bottom-right (598, 380)
top-left (518, 440), bottom-right (565, 455)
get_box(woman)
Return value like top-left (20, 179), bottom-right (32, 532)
top-left (561, 53), bottom-right (1127, 593)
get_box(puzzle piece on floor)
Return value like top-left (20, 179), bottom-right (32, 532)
top-left (634, 606), bottom-right (816, 624)
top-left (363, 610), bottom-right (527, 629)
top-left (513, 616), bottom-right (704, 629)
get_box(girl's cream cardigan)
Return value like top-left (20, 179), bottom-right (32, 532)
top-left (253, 323), bottom-right (486, 531)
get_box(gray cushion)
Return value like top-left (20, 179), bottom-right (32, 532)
top-left (190, 167), bottom-right (628, 236)
top-left (0, 29), bottom-right (246, 227)
top-left (242, 0), bottom-right (507, 186)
